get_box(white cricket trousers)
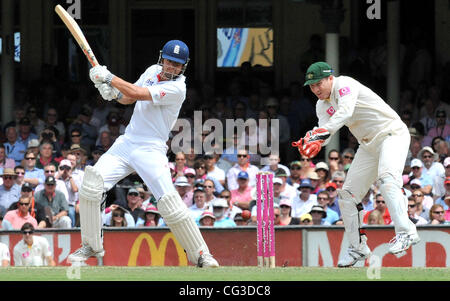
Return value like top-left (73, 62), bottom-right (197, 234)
top-left (93, 135), bottom-right (175, 200)
top-left (342, 125), bottom-right (415, 234)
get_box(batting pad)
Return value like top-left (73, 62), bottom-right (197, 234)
top-left (79, 166), bottom-right (105, 252)
top-left (338, 189), bottom-right (366, 249)
top-left (158, 192), bottom-right (210, 265)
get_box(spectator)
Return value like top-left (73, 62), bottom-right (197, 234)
top-left (193, 158), bottom-right (207, 181)
top-left (316, 190), bottom-right (340, 225)
top-left (291, 179), bottom-right (317, 218)
top-left (88, 146), bottom-right (105, 166)
top-left (429, 204), bottom-right (449, 224)
top-left (96, 111), bottom-right (126, 146)
top-left (325, 182), bottom-right (341, 217)
top-left (23, 150), bottom-right (45, 188)
top-left (69, 144), bottom-right (88, 171)
top-left (34, 176), bottom-right (72, 228)
top-left (233, 213), bottom-right (247, 226)
top-left (331, 170), bottom-right (346, 190)
top-left (172, 152), bottom-right (188, 179)
top-left (136, 205), bottom-right (161, 227)
top-left (279, 200), bottom-right (300, 226)
top-left (408, 197), bottom-right (428, 225)
top-left (367, 210), bottom-right (384, 225)
top-left (327, 149), bottom-right (342, 176)
top-left (54, 159), bottom-right (78, 227)
top-left (409, 159), bottom-right (433, 195)
top-left (63, 129), bottom-right (87, 153)
top-left (276, 168), bottom-right (297, 202)
top-left (13, 223), bottom-right (56, 266)
top-left (184, 168), bottom-right (196, 187)
top-left (361, 188), bottom-right (375, 212)
top-left (299, 156), bottom-right (314, 180)
top-left (341, 148), bottom-right (355, 171)
top-left (204, 153), bottom-right (226, 187)
top-left (309, 205), bottom-right (330, 225)
top-left (17, 117), bottom-right (39, 152)
top-left (35, 107), bottom-right (66, 144)
top-left (26, 139), bottom-right (40, 158)
top-left (210, 198), bottom-right (236, 227)
top-left (435, 140), bottom-right (449, 164)
top-left (300, 213), bottom-right (313, 225)
top-left (68, 105), bottom-right (98, 150)
top-left (314, 162), bottom-right (330, 192)
top-left (174, 176), bottom-right (193, 207)
top-left (203, 179), bottom-right (217, 209)
top-left (308, 171), bottom-right (321, 194)
top-left (226, 149), bottom-right (259, 190)
top-left (411, 190), bottom-right (430, 222)
top-left (4, 126), bottom-right (26, 165)
top-left (286, 161), bottom-right (302, 189)
top-left (260, 154), bottom-right (290, 177)
top-left (417, 146), bottom-right (445, 193)
top-left (0, 168), bottom-right (21, 209)
top-left (37, 126), bottom-right (62, 158)
top-left (272, 177), bottom-right (290, 205)
top-left (0, 145), bottom-right (15, 174)
top-left (0, 242), bottom-right (10, 266)
top-left (198, 211), bottom-right (216, 227)
top-left (189, 188), bottom-right (208, 220)
top-left (35, 141), bottom-right (59, 169)
top-left (230, 171), bottom-right (253, 210)
top-left (26, 106), bottom-right (45, 135)
top-left (114, 188), bottom-right (145, 224)
top-left (103, 204), bottom-right (135, 227)
top-left (2, 196), bottom-right (38, 230)
top-left (424, 109), bottom-right (450, 145)
top-left (14, 165), bottom-right (26, 188)
top-left (221, 189), bottom-right (242, 221)
top-left (65, 153), bottom-right (84, 196)
top-left (363, 194), bottom-right (392, 225)
top-left (16, 182), bottom-right (47, 228)
top-left (444, 196), bottom-right (450, 221)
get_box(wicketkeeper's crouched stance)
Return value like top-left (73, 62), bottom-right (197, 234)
top-left (293, 62), bottom-right (420, 267)
top-left (68, 40), bottom-right (218, 267)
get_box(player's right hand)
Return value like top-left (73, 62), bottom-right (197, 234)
top-left (95, 83), bottom-right (119, 101)
top-left (89, 65), bottom-right (112, 84)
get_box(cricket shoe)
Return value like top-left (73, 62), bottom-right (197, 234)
top-left (197, 253), bottom-right (219, 268)
top-left (388, 231), bottom-right (420, 255)
top-left (68, 244), bottom-right (105, 263)
top-left (337, 243), bottom-right (371, 268)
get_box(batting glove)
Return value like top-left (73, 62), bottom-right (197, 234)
top-left (95, 83), bottom-right (119, 101)
top-left (90, 65), bottom-right (114, 85)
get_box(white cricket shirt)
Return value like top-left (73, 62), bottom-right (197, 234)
top-left (0, 242), bottom-right (10, 263)
top-left (316, 76), bottom-right (406, 149)
top-left (13, 235), bottom-right (52, 266)
top-left (124, 64), bottom-right (186, 146)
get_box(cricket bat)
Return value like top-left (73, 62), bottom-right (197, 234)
top-left (55, 4), bottom-right (99, 67)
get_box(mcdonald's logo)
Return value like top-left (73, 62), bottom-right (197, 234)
top-left (127, 233), bottom-right (188, 266)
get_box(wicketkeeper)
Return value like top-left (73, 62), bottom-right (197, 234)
top-left (68, 40), bottom-right (219, 268)
top-left (293, 62), bottom-right (420, 267)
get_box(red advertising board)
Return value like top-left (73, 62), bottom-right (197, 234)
top-left (1, 226), bottom-right (448, 267)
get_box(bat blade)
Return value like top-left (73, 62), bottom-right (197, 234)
top-left (55, 4), bottom-right (99, 67)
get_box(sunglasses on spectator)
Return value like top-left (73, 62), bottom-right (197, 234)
top-left (59, 166), bottom-right (71, 171)
top-left (128, 192), bottom-right (139, 197)
top-left (16, 172), bottom-right (25, 175)
top-left (412, 193), bottom-right (423, 197)
top-left (433, 211), bottom-right (444, 214)
top-left (45, 170), bottom-right (55, 173)
top-left (344, 156), bottom-right (354, 160)
top-left (291, 166), bottom-right (301, 170)
top-left (19, 202), bottom-right (30, 206)
top-left (301, 158), bottom-right (310, 161)
top-left (220, 194), bottom-right (231, 199)
top-left (376, 200), bottom-right (385, 204)
top-left (326, 187), bottom-right (336, 191)
top-left (3, 176), bottom-right (16, 180)
top-left (329, 157), bottom-right (339, 160)
top-left (23, 230), bottom-right (34, 235)
top-left (408, 204), bottom-right (416, 208)
top-left (25, 157), bottom-right (35, 160)
top-left (71, 134), bottom-right (81, 137)
top-left (302, 219), bottom-right (311, 223)
top-left (113, 213), bottom-right (124, 218)
top-left (204, 185), bottom-right (214, 188)
top-left (237, 155), bottom-right (248, 158)
top-left (317, 197), bottom-right (328, 201)
top-left (195, 166), bottom-right (206, 169)
top-left (333, 180), bottom-right (344, 183)
top-left (422, 155), bottom-right (433, 159)
top-left (185, 175), bottom-right (195, 178)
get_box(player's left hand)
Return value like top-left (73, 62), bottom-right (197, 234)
top-left (90, 65), bottom-right (113, 84)
top-left (95, 83), bottom-right (119, 101)
top-left (292, 128), bottom-right (330, 159)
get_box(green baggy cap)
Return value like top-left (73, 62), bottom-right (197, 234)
top-left (304, 62), bottom-right (334, 86)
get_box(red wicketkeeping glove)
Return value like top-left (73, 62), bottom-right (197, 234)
top-left (292, 128), bottom-right (330, 159)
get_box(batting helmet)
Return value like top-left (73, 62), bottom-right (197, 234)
top-left (161, 40), bottom-right (189, 65)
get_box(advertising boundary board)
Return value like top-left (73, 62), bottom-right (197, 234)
top-left (0, 225), bottom-right (449, 267)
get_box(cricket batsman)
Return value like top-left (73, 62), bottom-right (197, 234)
top-left (293, 62), bottom-right (420, 267)
top-left (68, 40), bottom-right (219, 267)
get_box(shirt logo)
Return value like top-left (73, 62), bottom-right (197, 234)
top-left (327, 106), bottom-right (336, 116)
top-left (174, 45), bottom-right (180, 54)
top-left (338, 87), bottom-right (351, 97)
top-left (160, 90), bottom-right (166, 98)
top-left (145, 78), bottom-right (154, 86)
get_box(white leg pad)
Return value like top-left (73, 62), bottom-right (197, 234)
top-left (377, 174), bottom-right (416, 234)
top-left (79, 166), bottom-right (105, 253)
top-left (158, 192), bottom-right (210, 265)
top-left (338, 189), bottom-right (366, 249)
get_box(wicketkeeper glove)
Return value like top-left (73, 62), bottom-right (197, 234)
top-left (292, 128), bottom-right (330, 159)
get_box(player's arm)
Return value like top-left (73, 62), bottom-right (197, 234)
top-left (110, 76), bottom-right (152, 103)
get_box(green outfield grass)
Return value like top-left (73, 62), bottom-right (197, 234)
top-left (0, 266), bottom-right (448, 281)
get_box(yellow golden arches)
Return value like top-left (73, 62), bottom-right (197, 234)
top-left (127, 233), bottom-right (188, 266)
